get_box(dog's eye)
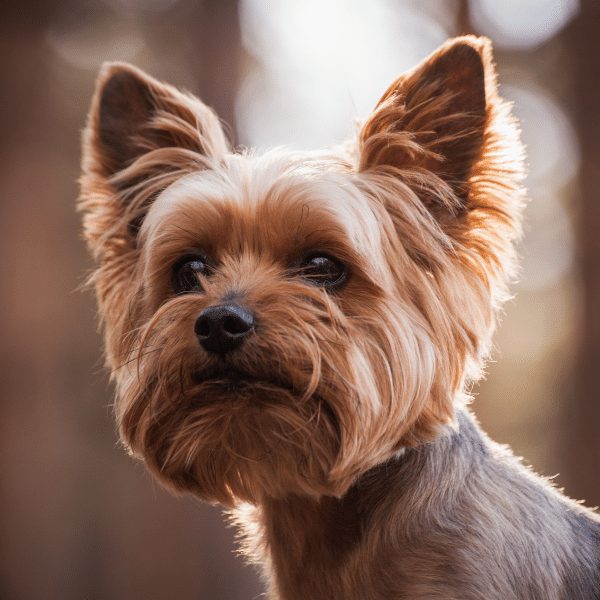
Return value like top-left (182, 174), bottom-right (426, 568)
top-left (172, 255), bottom-right (212, 294)
top-left (300, 255), bottom-right (346, 288)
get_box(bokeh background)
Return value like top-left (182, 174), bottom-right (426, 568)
top-left (1, 1), bottom-right (599, 598)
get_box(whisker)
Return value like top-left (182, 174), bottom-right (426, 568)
top-left (110, 346), bottom-right (164, 373)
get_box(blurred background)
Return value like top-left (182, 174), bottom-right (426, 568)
top-left (1, 0), bottom-right (599, 598)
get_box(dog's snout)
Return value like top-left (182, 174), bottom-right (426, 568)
top-left (195, 304), bottom-right (255, 354)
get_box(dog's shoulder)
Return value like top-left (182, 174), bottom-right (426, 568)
top-left (562, 509), bottom-right (600, 599)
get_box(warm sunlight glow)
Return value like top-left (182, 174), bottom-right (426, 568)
top-left (470, 0), bottom-right (579, 49)
top-left (238, 0), bottom-right (456, 148)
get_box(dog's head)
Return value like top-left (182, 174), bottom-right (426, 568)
top-left (80, 37), bottom-right (524, 506)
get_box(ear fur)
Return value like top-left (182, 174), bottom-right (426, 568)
top-left (84, 61), bottom-right (230, 179)
top-left (359, 36), bottom-right (509, 211)
top-left (80, 63), bottom-right (229, 260)
top-left (358, 36), bottom-right (525, 416)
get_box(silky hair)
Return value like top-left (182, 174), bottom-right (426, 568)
top-left (79, 37), bottom-right (524, 506)
top-left (78, 37), bottom-right (600, 600)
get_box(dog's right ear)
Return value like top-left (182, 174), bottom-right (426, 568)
top-left (80, 63), bottom-right (229, 261)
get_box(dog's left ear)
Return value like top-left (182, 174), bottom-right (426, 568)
top-left (80, 63), bottom-right (229, 261)
top-left (359, 36), bottom-right (509, 209)
top-left (83, 61), bottom-right (229, 181)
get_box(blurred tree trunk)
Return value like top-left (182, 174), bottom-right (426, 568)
top-left (174, 0), bottom-right (243, 142)
top-left (563, 0), bottom-right (600, 506)
top-left (193, 0), bottom-right (242, 141)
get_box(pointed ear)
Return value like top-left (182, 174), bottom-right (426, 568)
top-left (359, 36), bottom-right (496, 206)
top-left (83, 62), bottom-right (229, 179)
top-left (80, 63), bottom-right (229, 259)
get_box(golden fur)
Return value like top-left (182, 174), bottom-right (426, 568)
top-left (79, 37), bottom-right (600, 598)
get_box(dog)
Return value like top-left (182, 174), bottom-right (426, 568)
top-left (79, 36), bottom-right (600, 599)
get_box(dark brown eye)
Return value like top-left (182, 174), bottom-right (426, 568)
top-left (172, 255), bottom-right (212, 294)
top-left (300, 255), bottom-right (346, 288)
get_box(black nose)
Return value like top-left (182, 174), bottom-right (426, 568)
top-left (194, 304), bottom-right (255, 354)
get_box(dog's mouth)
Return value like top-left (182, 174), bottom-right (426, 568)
top-left (192, 364), bottom-right (297, 396)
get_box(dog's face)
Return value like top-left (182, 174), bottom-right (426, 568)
top-left (80, 37), bottom-right (524, 506)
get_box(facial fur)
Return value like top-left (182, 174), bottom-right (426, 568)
top-left (80, 37), bottom-right (524, 507)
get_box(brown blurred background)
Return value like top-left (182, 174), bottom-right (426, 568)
top-left (1, 1), bottom-right (599, 598)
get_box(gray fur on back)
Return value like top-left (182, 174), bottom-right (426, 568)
top-left (355, 410), bottom-right (600, 599)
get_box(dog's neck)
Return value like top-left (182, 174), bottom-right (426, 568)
top-left (242, 410), bottom-right (482, 599)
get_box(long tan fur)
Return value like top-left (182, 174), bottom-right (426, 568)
top-left (79, 37), bottom-right (600, 599)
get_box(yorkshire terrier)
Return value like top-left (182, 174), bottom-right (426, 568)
top-left (80, 36), bottom-right (600, 598)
